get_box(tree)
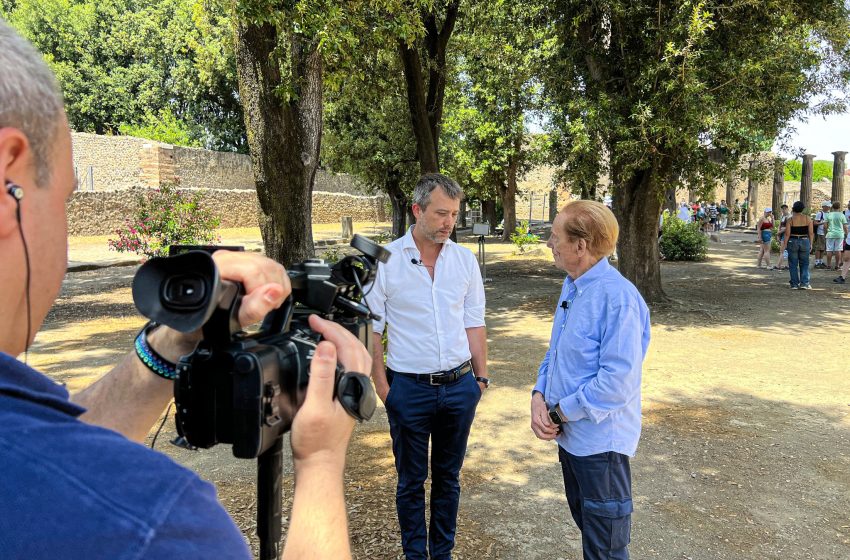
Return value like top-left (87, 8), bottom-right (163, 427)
top-left (233, 1), bottom-right (423, 263)
top-left (322, 47), bottom-right (420, 239)
top-left (232, 6), bottom-right (322, 264)
top-left (545, 0), bottom-right (850, 303)
top-left (397, 1), bottom-right (460, 174)
top-left (6, 0), bottom-right (245, 151)
top-left (443, 0), bottom-right (550, 240)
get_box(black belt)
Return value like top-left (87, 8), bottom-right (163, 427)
top-left (789, 235), bottom-right (809, 238)
top-left (387, 361), bottom-right (472, 386)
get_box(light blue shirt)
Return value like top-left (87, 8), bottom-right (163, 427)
top-left (534, 257), bottom-right (650, 457)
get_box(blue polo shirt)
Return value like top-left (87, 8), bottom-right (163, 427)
top-left (0, 352), bottom-right (251, 559)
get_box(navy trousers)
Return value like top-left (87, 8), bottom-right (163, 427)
top-left (558, 446), bottom-right (633, 560)
top-left (385, 370), bottom-right (481, 560)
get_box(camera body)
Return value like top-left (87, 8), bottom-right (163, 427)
top-left (133, 235), bottom-right (389, 459)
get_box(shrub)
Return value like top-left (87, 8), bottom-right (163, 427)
top-left (108, 183), bottom-right (221, 258)
top-left (370, 230), bottom-right (392, 244)
top-left (510, 221), bottom-right (540, 253)
top-left (659, 216), bottom-right (708, 261)
top-left (771, 225), bottom-right (782, 253)
top-left (321, 246), bottom-right (343, 262)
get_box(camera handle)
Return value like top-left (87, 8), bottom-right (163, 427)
top-left (257, 436), bottom-right (284, 560)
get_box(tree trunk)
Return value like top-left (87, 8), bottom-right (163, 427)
top-left (234, 23), bottom-right (320, 266)
top-left (772, 158), bottom-right (785, 216)
top-left (725, 171), bottom-right (734, 207)
top-left (406, 207), bottom-right (416, 231)
top-left (386, 171), bottom-right (408, 239)
top-left (482, 199), bottom-right (497, 233)
top-left (747, 158), bottom-right (758, 228)
top-left (612, 162), bottom-right (668, 304)
top-left (459, 199), bottom-right (467, 228)
top-left (398, 41), bottom-right (439, 174)
top-left (500, 158), bottom-right (519, 241)
top-left (397, 1), bottom-right (459, 174)
top-left (664, 186), bottom-right (676, 213)
top-left (549, 188), bottom-right (559, 221)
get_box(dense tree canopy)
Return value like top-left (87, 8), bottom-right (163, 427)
top-left (544, 0), bottom-right (850, 302)
top-left (6, 0), bottom-right (850, 285)
top-left (3, 0), bottom-right (245, 150)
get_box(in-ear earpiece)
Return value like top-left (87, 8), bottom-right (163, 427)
top-left (5, 180), bottom-right (23, 201)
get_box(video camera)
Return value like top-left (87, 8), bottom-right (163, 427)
top-left (131, 234), bottom-right (390, 560)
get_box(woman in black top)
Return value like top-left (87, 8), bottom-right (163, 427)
top-left (780, 201), bottom-right (814, 289)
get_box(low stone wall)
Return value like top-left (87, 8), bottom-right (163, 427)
top-left (68, 188), bottom-right (388, 236)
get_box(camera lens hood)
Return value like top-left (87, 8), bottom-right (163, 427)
top-left (133, 251), bottom-right (221, 333)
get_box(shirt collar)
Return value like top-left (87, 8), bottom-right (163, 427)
top-left (567, 257), bottom-right (611, 295)
top-left (0, 351), bottom-right (86, 417)
top-left (401, 225), bottom-right (454, 255)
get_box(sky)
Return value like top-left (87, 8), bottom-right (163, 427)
top-left (774, 113), bottom-right (850, 160)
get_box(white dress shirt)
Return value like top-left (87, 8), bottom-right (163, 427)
top-left (365, 227), bottom-right (486, 373)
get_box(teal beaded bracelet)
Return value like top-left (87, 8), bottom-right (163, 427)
top-left (134, 322), bottom-right (178, 380)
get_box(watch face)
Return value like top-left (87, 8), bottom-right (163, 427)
top-left (548, 408), bottom-right (562, 425)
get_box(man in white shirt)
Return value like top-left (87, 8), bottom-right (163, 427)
top-left (366, 173), bottom-right (489, 560)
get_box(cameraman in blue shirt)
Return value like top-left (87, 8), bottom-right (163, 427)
top-left (531, 200), bottom-right (650, 560)
top-left (0, 20), bottom-right (368, 559)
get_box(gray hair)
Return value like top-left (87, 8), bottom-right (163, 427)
top-left (412, 173), bottom-right (463, 209)
top-left (0, 19), bottom-right (65, 186)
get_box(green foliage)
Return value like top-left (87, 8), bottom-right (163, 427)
top-left (6, 0), bottom-right (245, 150)
top-left (321, 245), bottom-right (343, 263)
top-left (784, 160), bottom-right (803, 181)
top-left (118, 109), bottom-right (202, 147)
top-left (442, 0), bottom-right (552, 201)
top-left (771, 225), bottom-right (782, 253)
top-left (659, 217), bottom-right (708, 261)
top-left (108, 183), bottom-right (221, 258)
top-left (510, 221), bottom-right (540, 253)
top-left (369, 231), bottom-right (393, 245)
top-left (543, 0), bottom-right (850, 297)
top-left (784, 159), bottom-right (834, 181)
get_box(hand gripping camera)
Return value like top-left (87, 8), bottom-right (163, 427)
top-left (131, 234), bottom-right (390, 560)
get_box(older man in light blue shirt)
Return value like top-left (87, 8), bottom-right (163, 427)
top-left (531, 200), bottom-right (650, 560)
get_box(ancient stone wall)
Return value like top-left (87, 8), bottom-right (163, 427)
top-left (71, 133), bottom-right (148, 190)
top-left (171, 146), bottom-right (255, 190)
top-left (68, 189), bottom-right (388, 236)
top-left (70, 132), bottom-right (367, 194)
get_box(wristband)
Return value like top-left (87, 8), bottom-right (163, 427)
top-left (134, 322), bottom-right (178, 380)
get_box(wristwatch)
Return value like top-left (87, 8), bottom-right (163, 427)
top-left (475, 376), bottom-right (490, 388)
top-left (548, 404), bottom-right (565, 425)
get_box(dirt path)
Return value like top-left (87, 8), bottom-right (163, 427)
top-left (30, 231), bottom-right (850, 559)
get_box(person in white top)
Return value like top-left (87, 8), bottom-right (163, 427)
top-left (365, 173), bottom-right (488, 560)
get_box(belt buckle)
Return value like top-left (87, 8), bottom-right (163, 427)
top-left (429, 374), bottom-right (440, 386)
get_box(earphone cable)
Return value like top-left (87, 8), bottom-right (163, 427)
top-left (15, 202), bottom-right (31, 363)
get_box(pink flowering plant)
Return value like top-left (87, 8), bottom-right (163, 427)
top-left (108, 183), bottom-right (221, 258)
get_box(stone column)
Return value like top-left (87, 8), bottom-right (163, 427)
top-left (772, 157), bottom-right (785, 215)
top-left (746, 158), bottom-right (758, 227)
top-left (801, 153), bottom-right (815, 212)
top-left (832, 151), bottom-right (847, 206)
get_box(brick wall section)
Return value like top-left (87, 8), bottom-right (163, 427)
top-left (67, 189), bottom-right (388, 236)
